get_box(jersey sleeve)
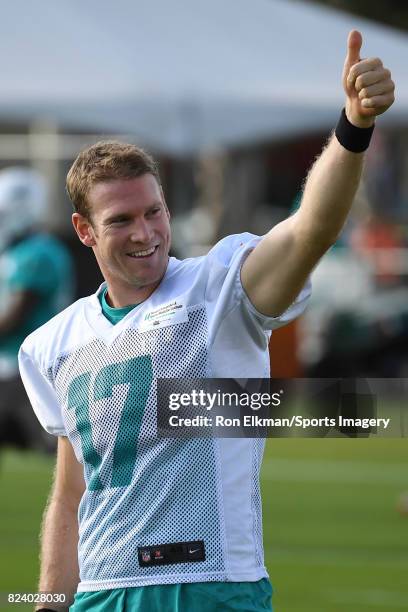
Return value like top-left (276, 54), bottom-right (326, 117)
top-left (207, 233), bottom-right (311, 331)
top-left (18, 345), bottom-right (67, 436)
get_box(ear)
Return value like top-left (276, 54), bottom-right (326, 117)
top-left (72, 213), bottom-right (96, 247)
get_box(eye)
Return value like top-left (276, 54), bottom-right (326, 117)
top-left (110, 216), bottom-right (129, 225)
top-left (148, 207), bottom-right (161, 217)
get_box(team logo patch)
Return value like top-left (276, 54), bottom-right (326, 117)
top-left (139, 299), bottom-right (188, 332)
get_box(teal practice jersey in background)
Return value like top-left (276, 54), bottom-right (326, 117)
top-left (0, 233), bottom-right (73, 376)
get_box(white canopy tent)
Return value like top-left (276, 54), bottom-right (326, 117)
top-left (0, 0), bottom-right (406, 155)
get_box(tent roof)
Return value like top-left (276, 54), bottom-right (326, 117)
top-left (1, 0), bottom-right (406, 153)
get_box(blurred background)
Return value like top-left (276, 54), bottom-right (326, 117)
top-left (0, 1), bottom-right (407, 611)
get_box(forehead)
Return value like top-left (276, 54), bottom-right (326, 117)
top-left (88, 174), bottom-right (163, 217)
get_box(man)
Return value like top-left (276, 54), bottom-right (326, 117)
top-left (0, 167), bottom-right (73, 453)
top-left (19, 31), bottom-right (394, 611)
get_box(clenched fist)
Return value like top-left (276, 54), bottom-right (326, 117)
top-left (342, 30), bottom-right (395, 128)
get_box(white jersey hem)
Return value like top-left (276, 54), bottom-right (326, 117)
top-left (77, 567), bottom-right (269, 592)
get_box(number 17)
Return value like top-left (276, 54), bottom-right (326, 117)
top-left (67, 356), bottom-right (153, 490)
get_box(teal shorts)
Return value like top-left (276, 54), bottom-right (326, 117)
top-left (70, 579), bottom-right (273, 611)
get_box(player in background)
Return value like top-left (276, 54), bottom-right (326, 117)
top-left (19, 31), bottom-right (394, 612)
top-left (0, 167), bottom-right (74, 453)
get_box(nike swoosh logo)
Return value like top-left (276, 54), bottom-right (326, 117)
top-left (189, 548), bottom-right (200, 554)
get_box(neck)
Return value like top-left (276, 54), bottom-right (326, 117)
top-left (104, 280), bottom-right (161, 308)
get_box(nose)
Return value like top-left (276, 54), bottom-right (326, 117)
top-left (129, 219), bottom-right (153, 245)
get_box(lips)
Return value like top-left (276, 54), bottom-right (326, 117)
top-left (127, 245), bottom-right (158, 258)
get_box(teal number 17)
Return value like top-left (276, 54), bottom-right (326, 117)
top-left (67, 356), bottom-right (153, 490)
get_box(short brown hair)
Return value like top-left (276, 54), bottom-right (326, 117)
top-left (66, 140), bottom-right (161, 219)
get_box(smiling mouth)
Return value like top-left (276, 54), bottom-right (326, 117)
top-left (127, 245), bottom-right (159, 258)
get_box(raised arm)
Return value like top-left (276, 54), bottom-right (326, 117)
top-left (241, 30), bottom-right (395, 317)
top-left (35, 437), bottom-right (85, 611)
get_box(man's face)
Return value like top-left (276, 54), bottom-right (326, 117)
top-left (76, 174), bottom-right (171, 304)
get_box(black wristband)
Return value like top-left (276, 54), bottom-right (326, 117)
top-left (335, 108), bottom-right (375, 153)
top-left (35, 609), bottom-right (59, 612)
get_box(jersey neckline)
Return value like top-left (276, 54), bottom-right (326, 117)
top-left (83, 257), bottom-right (180, 343)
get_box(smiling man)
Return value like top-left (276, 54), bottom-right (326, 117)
top-left (19, 31), bottom-right (394, 612)
top-left (71, 161), bottom-right (172, 308)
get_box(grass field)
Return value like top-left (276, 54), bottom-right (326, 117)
top-left (0, 439), bottom-right (407, 611)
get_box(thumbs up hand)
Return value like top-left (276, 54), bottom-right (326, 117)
top-left (342, 30), bottom-right (395, 128)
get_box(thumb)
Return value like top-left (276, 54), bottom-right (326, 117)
top-left (345, 30), bottom-right (362, 67)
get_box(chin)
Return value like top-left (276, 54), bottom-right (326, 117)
top-left (129, 271), bottom-right (162, 289)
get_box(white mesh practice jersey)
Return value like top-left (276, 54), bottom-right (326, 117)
top-left (19, 233), bottom-right (311, 592)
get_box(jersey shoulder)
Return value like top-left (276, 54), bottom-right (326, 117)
top-left (205, 233), bottom-right (259, 267)
top-left (20, 295), bottom-right (94, 371)
top-left (168, 233), bottom-right (260, 284)
top-left (161, 234), bottom-right (259, 307)
top-left (10, 233), bottom-right (69, 263)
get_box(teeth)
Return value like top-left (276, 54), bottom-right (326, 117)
top-left (128, 246), bottom-right (156, 258)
